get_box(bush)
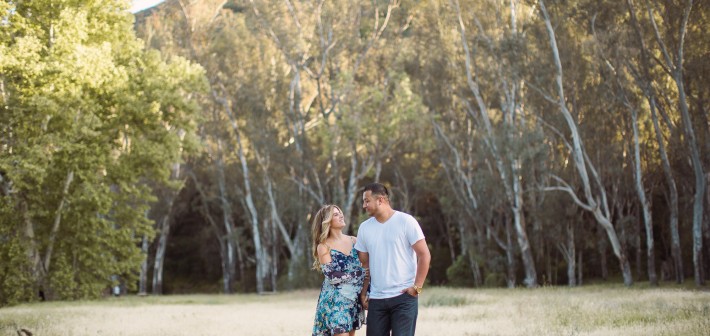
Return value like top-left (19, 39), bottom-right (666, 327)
top-left (446, 255), bottom-right (476, 287)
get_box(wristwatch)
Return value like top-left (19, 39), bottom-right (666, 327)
top-left (413, 284), bottom-right (423, 295)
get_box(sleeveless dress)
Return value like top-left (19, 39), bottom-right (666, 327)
top-left (312, 244), bottom-right (366, 336)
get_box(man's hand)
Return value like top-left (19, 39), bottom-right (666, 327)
top-left (401, 286), bottom-right (418, 297)
top-left (360, 293), bottom-right (369, 310)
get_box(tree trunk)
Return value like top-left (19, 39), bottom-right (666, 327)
top-left (152, 214), bottom-right (170, 295)
top-left (138, 234), bottom-right (149, 295)
top-left (513, 168), bottom-right (537, 287)
top-left (151, 162), bottom-right (181, 295)
top-left (21, 199), bottom-right (43, 296)
top-left (599, 228), bottom-right (608, 281)
top-left (215, 139), bottom-right (236, 294)
top-left (634, 208), bottom-right (643, 280)
top-left (43, 171), bottom-right (74, 275)
top-left (652, 98), bottom-right (683, 283)
top-left (215, 90), bottom-right (270, 293)
top-left (539, 0), bottom-right (633, 285)
top-left (451, 0), bottom-right (537, 287)
top-left (189, 162), bottom-right (238, 294)
top-left (625, 0), bottom-right (683, 284)
top-left (558, 219), bottom-right (576, 287)
top-left (643, 0), bottom-right (704, 286)
top-left (678, 71), bottom-right (706, 287)
top-left (577, 249), bottom-right (583, 286)
top-left (631, 106), bottom-right (657, 285)
top-left (505, 214), bottom-right (516, 288)
top-left (468, 252), bottom-right (483, 287)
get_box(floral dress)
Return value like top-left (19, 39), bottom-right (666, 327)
top-left (312, 245), bottom-right (366, 336)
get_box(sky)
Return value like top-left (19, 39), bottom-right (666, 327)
top-left (130, 0), bottom-right (165, 13)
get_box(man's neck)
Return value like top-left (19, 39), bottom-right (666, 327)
top-left (375, 208), bottom-right (396, 224)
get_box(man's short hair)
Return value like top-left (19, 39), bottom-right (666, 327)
top-left (363, 182), bottom-right (389, 199)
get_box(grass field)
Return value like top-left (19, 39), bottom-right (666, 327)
top-left (1, 284), bottom-right (709, 335)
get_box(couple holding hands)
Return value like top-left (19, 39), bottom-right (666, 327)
top-left (311, 183), bottom-right (431, 336)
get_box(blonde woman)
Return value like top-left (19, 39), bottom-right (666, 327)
top-left (311, 204), bottom-right (367, 336)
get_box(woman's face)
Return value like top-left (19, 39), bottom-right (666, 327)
top-left (329, 207), bottom-right (345, 229)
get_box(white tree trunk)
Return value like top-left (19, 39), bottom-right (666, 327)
top-left (452, 0), bottom-right (537, 287)
top-left (43, 170), bottom-right (74, 275)
top-left (152, 214), bottom-right (170, 295)
top-left (151, 162), bottom-right (181, 295)
top-left (631, 106), bottom-right (657, 285)
top-left (539, 0), bottom-right (633, 286)
top-left (138, 234), bottom-right (149, 295)
top-left (644, 0), bottom-right (704, 286)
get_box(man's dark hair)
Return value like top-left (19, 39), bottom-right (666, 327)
top-left (363, 182), bottom-right (389, 198)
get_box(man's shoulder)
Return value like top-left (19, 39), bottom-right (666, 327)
top-left (357, 217), bottom-right (376, 230)
top-left (394, 211), bottom-right (418, 223)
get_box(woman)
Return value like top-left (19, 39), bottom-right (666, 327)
top-left (311, 204), bottom-right (367, 336)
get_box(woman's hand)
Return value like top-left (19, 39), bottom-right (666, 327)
top-left (360, 293), bottom-right (369, 310)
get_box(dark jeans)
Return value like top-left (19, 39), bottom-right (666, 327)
top-left (366, 293), bottom-right (418, 336)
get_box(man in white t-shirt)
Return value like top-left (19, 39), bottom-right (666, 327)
top-left (355, 183), bottom-right (431, 336)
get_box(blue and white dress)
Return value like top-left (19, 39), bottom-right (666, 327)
top-left (312, 245), bottom-right (366, 336)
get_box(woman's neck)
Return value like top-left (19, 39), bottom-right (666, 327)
top-left (329, 228), bottom-right (345, 240)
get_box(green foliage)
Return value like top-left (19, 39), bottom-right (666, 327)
top-left (131, 0), bottom-right (708, 293)
top-left (446, 255), bottom-right (476, 287)
top-left (0, 234), bottom-right (36, 306)
top-left (0, 0), bottom-right (206, 305)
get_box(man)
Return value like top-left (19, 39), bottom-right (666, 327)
top-left (355, 183), bottom-right (431, 336)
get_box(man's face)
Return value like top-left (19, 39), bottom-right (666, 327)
top-left (362, 190), bottom-right (380, 216)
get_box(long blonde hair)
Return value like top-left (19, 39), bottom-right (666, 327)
top-left (311, 204), bottom-right (342, 271)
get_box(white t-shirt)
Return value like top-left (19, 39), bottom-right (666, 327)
top-left (354, 211), bottom-right (425, 299)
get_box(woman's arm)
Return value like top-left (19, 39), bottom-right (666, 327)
top-left (358, 251), bottom-right (370, 310)
top-left (321, 262), bottom-right (363, 285)
top-left (316, 244), bottom-right (332, 265)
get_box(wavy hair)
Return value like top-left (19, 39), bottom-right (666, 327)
top-left (310, 204), bottom-right (342, 271)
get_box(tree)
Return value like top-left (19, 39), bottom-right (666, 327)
top-left (0, 0), bottom-right (205, 305)
top-left (536, 0), bottom-right (634, 286)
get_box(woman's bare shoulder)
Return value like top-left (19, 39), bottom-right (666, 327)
top-left (316, 243), bottom-right (330, 255)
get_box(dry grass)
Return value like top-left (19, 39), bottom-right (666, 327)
top-left (1, 285), bottom-right (708, 335)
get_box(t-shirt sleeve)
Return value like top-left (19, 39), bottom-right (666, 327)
top-left (354, 224), bottom-right (367, 252)
top-left (406, 216), bottom-right (425, 245)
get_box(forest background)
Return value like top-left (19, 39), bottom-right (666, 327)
top-left (0, 0), bottom-right (708, 306)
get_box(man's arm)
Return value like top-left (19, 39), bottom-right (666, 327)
top-left (358, 251), bottom-right (370, 310)
top-left (412, 238), bottom-right (431, 287)
top-left (403, 238), bottom-right (431, 296)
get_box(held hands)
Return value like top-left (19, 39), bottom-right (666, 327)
top-left (360, 293), bottom-right (369, 310)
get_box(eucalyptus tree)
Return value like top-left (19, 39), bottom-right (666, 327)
top-left (621, 0), bottom-right (684, 284)
top-left (0, 0), bottom-right (204, 305)
top-left (588, 7), bottom-right (660, 285)
top-left (238, 1), bottom-right (428, 290)
top-left (245, 0), bottom-right (419, 223)
top-left (631, 0), bottom-right (705, 286)
top-left (534, 0), bottom-right (634, 286)
top-left (444, 0), bottom-right (545, 287)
